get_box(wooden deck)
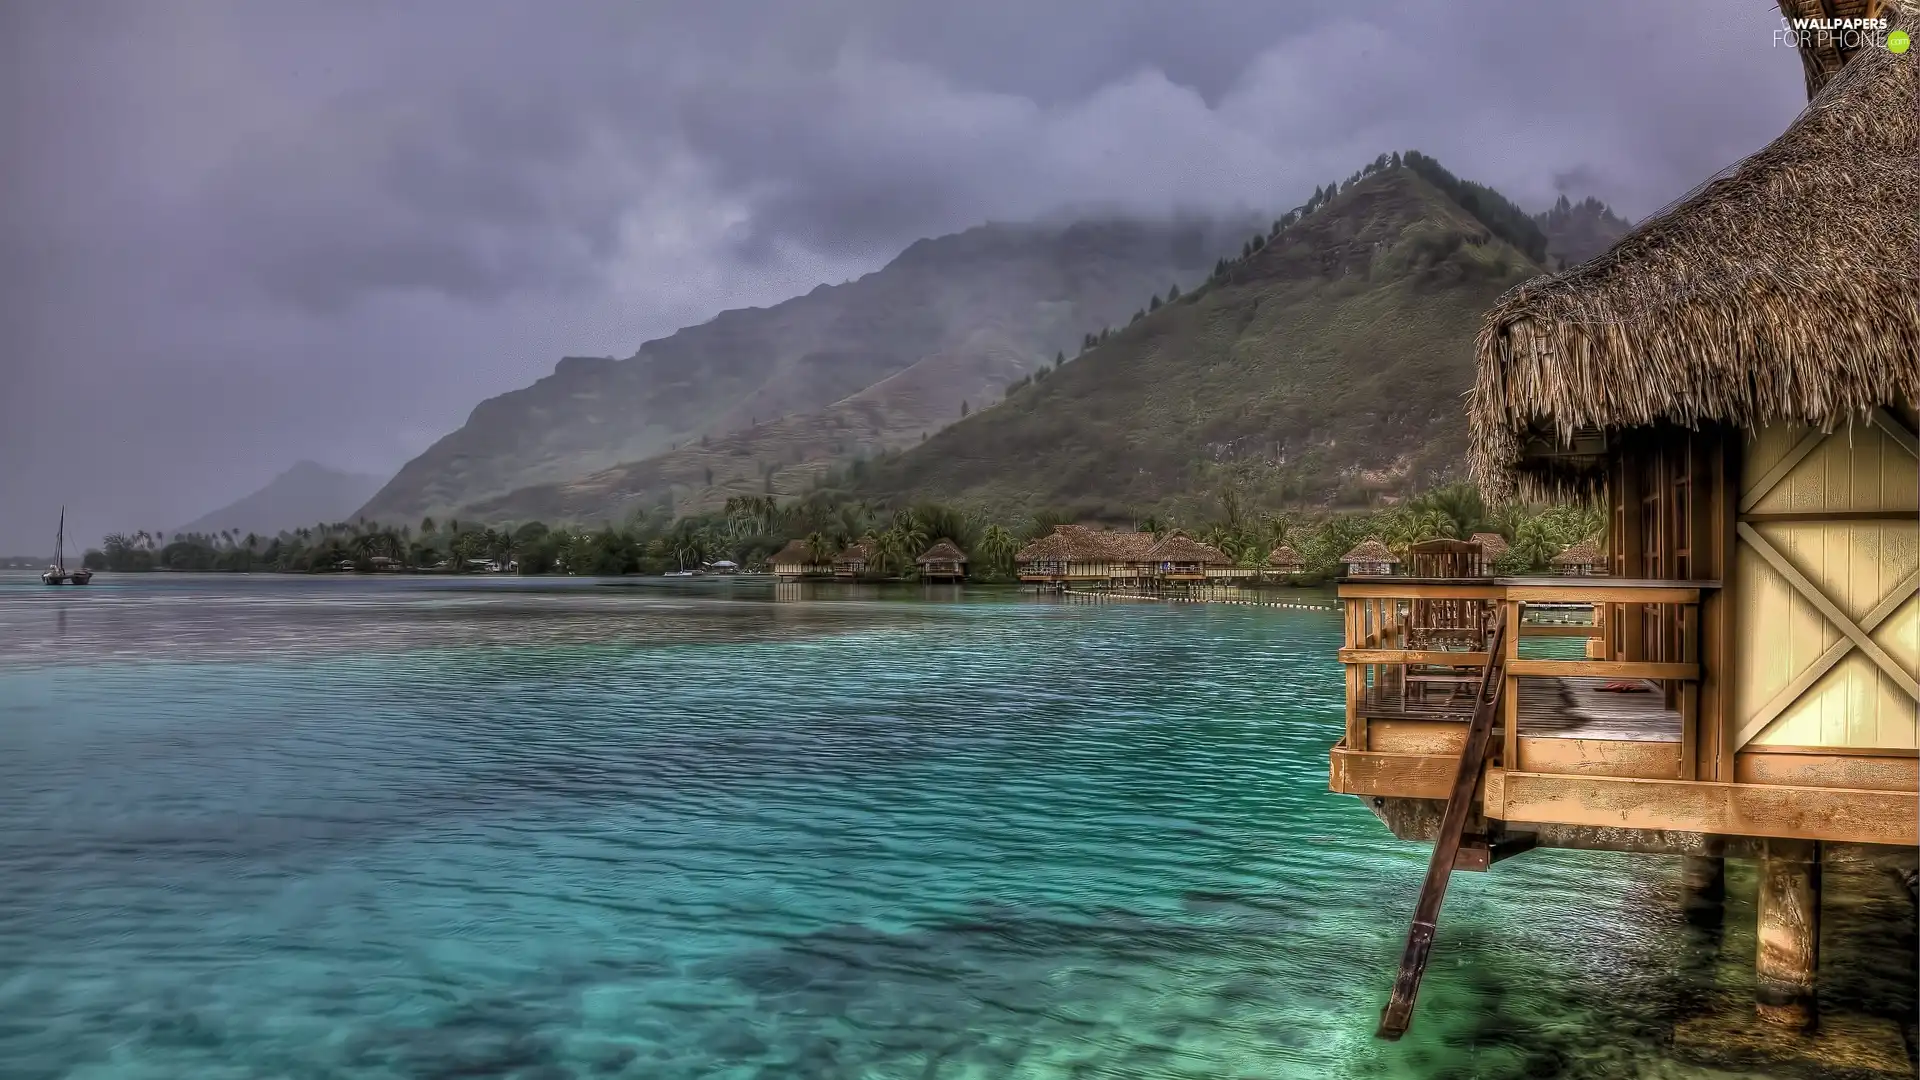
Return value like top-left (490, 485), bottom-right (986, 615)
top-left (1359, 676), bottom-right (1682, 742)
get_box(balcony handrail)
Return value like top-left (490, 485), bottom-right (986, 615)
top-left (1336, 575), bottom-right (1720, 589)
top-left (1337, 576), bottom-right (1717, 606)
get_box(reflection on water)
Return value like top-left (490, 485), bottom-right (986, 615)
top-left (0, 572), bottom-right (1911, 1079)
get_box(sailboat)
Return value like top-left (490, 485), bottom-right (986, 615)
top-left (41, 507), bottom-right (92, 586)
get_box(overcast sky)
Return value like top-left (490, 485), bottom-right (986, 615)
top-left (0, 0), bottom-right (1804, 552)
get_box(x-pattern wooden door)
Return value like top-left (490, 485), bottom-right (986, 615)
top-left (1733, 409), bottom-right (1920, 751)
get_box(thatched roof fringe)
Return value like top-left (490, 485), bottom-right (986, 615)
top-left (1470, 4), bottom-right (1920, 500)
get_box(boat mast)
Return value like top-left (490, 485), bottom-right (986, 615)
top-left (55, 507), bottom-right (65, 572)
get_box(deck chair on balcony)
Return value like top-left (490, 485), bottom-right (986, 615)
top-left (1403, 539), bottom-right (1495, 707)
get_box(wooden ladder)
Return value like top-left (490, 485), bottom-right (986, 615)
top-left (1376, 610), bottom-right (1511, 1040)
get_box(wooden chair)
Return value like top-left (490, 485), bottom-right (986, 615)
top-left (1404, 539), bottom-right (1494, 707)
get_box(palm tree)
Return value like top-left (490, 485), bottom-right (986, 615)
top-left (888, 510), bottom-right (929, 559)
top-left (804, 531), bottom-right (835, 566)
top-left (976, 524), bottom-right (1018, 579)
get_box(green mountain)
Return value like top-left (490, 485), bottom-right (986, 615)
top-left (174, 461), bottom-right (384, 540)
top-left (840, 165), bottom-right (1546, 520)
top-left (359, 217), bottom-right (1253, 526)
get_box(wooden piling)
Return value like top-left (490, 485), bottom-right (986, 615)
top-left (1755, 839), bottom-right (1820, 1029)
top-left (1680, 854), bottom-right (1725, 927)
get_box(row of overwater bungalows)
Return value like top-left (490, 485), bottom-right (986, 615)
top-left (1010, 525), bottom-right (1305, 587)
top-left (767, 538), bottom-right (971, 582)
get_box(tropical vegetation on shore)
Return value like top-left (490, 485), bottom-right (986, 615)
top-left (81, 483), bottom-right (1602, 581)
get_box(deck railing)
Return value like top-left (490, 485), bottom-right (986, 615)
top-left (1336, 576), bottom-right (1709, 779)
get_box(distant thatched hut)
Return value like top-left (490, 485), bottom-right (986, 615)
top-left (1015, 525), bottom-right (1147, 584)
top-left (1266, 544), bottom-right (1305, 577)
top-left (1014, 531), bottom-right (1074, 583)
top-left (1469, 532), bottom-right (1509, 573)
top-left (1147, 531), bottom-right (1231, 582)
top-left (1339, 538), bottom-right (1399, 577)
top-left (770, 539), bottom-right (830, 581)
top-left (1550, 538), bottom-right (1603, 576)
top-left (915, 539), bottom-right (968, 582)
top-left (832, 540), bottom-right (875, 579)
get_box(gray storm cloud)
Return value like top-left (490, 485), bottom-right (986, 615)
top-left (0, 0), bottom-right (1803, 551)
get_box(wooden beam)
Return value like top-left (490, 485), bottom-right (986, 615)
top-left (1872, 406), bottom-right (1920, 458)
top-left (1507, 659), bottom-right (1700, 680)
top-left (1493, 772), bottom-right (1919, 847)
top-left (1739, 510), bottom-right (1918, 523)
top-left (1516, 737), bottom-right (1682, 780)
top-left (1340, 649), bottom-right (1489, 665)
top-left (1368, 720), bottom-right (1468, 755)
top-left (1339, 582), bottom-right (1505, 600)
top-left (1503, 586), bottom-right (1702, 605)
top-left (1518, 624), bottom-right (1603, 638)
top-left (1735, 564), bottom-right (1920, 748)
top-left (1451, 832), bottom-right (1537, 872)
top-left (1735, 751), bottom-right (1919, 792)
top-left (1737, 523), bottom-right (1920, 704)
top-left (1740, 425), bottom-right (1827, 512)
top-left (1329, 745), bottom-right (1458, 799)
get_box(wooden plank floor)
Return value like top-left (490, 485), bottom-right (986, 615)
top-left (1358, 676), bottom-right (1681, 742)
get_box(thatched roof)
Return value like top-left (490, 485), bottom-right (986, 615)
top-left (1470, 1), bottom-right (1920, 500)
top-left (1340, 538), bottom-right (1399, 564)
top-left (916, 539), bottom-right (968, 564)
top-left (1470, 532), bottom-right (1510, 559)
top-left (770, 539), bottom-right (816, 564)
top-left (833, 540), bottom-right (874, 565)
top-left (1267, 544), bottom-right (1304, 569)
top-left (1552, 538), bottom-right (1603, 567)
top-left (1103, 530), bottom-right (1163, 560)
top-left (1148, 531), bottom-right (1230, 566)
top-left (1014, 532), bottom-right (1072, 562)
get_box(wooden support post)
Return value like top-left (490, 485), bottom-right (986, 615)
top-left (1680, 854), bottom-right (1725, 928)
top-left (1755, 839), bottom-right (1820, 1029)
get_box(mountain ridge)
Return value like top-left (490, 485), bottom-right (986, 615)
top-left (361, 214), bottom-right (1256, 525)
top-left (838, 165), bottom-right (1547, 519)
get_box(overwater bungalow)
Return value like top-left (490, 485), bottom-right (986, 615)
top-left (832, 540), bottom-right (875, 579)
top-left (1014, 531), bottom-right (1074, 584)
top-left (1549, 538), bottom-right (1602, 576)
top-left (1339, 538), bottom-right (1399, 577)
top-left (1336, 16), bottom-right (1918, 1042)
top-left (1015, 525), bottom-right (1142, 585)
top-left (915, 539), bottom-right (968, 582)
top-left (1468, 532), bottom-right (1509, 573)
top-left (1145, 531), bottom-right (1230, 583)
top-left (1266, 544), bottom-right (1305, 579)
top-left (769, 539), bottom-right (832, 581)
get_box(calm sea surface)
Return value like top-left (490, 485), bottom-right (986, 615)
top-left (0, 573), bottom-right (1910, 1079)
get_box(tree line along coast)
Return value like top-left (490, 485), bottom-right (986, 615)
top-left (80, 484), bottom-right (1605, 583)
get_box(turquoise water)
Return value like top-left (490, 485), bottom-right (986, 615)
top-left (0, 574), bottom-right (1910, 1079)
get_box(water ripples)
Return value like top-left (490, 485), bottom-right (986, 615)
top-left (0, 574), bottom-right (1910, 1079)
